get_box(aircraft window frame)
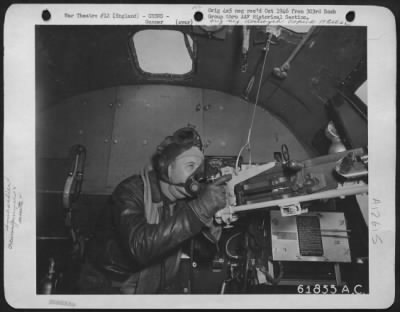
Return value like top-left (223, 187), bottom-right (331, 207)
top-left (128, 29), bottom-right (196, 80)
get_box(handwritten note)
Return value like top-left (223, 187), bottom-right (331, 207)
top-left (4, 177), bottom-right (24, 249)
top-left (371, 198), bottom-right (383, 245)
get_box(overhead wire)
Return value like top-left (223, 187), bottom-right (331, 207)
top-left (236, 31), bottom-right (273, 170)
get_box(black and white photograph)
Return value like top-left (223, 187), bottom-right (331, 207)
top-left (4, 4), bottom-right (396, 309)
top-left (35, 23), bottom-right (370, 295)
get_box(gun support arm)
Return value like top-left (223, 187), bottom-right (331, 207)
top-left (223, 182), bottom-right (368, 215)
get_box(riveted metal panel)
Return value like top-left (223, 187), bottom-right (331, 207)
top-left (37, 96), bottom-right (86, 159)
top-left (202, 89), bottom-right (310, 163)
top-left (37, 96), bottom-right (86, 192)
top-left (201, 90), bottom-right (249, 157)
top-left (106, 85), bottom-right (203, 190)
top-left (36, 88), bottom-right (116, 193)
top-left (79, 88), bottom-right (117, 192)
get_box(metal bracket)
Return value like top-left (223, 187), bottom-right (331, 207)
top-left (279, 203), bottom-right (308, 217)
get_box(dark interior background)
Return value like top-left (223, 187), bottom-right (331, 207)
top-left (35, 25), bottom-right (368, 294)
top-left (36, 25), bottom-right (367, 156)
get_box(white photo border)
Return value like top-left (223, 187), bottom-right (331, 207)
top-left (3, 4), bottom-right (396, 309)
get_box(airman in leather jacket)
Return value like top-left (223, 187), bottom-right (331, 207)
top-left (79, 127), bottom-right (231, 294)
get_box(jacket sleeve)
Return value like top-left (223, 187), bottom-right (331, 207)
top-left (111, 176), bottom-right (204, 266)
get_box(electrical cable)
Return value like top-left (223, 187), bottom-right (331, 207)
top-left (225, 232), bottom-right (242, 260)
top-left (241, 233), bottom-right (250, 292)
top-left (260, 261), bottom-right (284, 286)
top-left (236, 31), bottom-right (273, 170)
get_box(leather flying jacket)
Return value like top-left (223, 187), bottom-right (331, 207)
top-left (85, 170), bottom-right (220, 293)
top-left (113, 171), bottom-right (204, 265)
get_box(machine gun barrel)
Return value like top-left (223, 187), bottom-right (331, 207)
top-left (228, 183), bottom-right (368, 214)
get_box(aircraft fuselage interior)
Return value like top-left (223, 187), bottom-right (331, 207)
top-left (36, 25), bottom-right (368, 294)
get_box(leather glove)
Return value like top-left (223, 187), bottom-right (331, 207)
top-left (188, 174), bottom-right (232, 227)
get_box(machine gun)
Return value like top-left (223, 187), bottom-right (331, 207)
top-left (215, 147), bottom-right (368, 224)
